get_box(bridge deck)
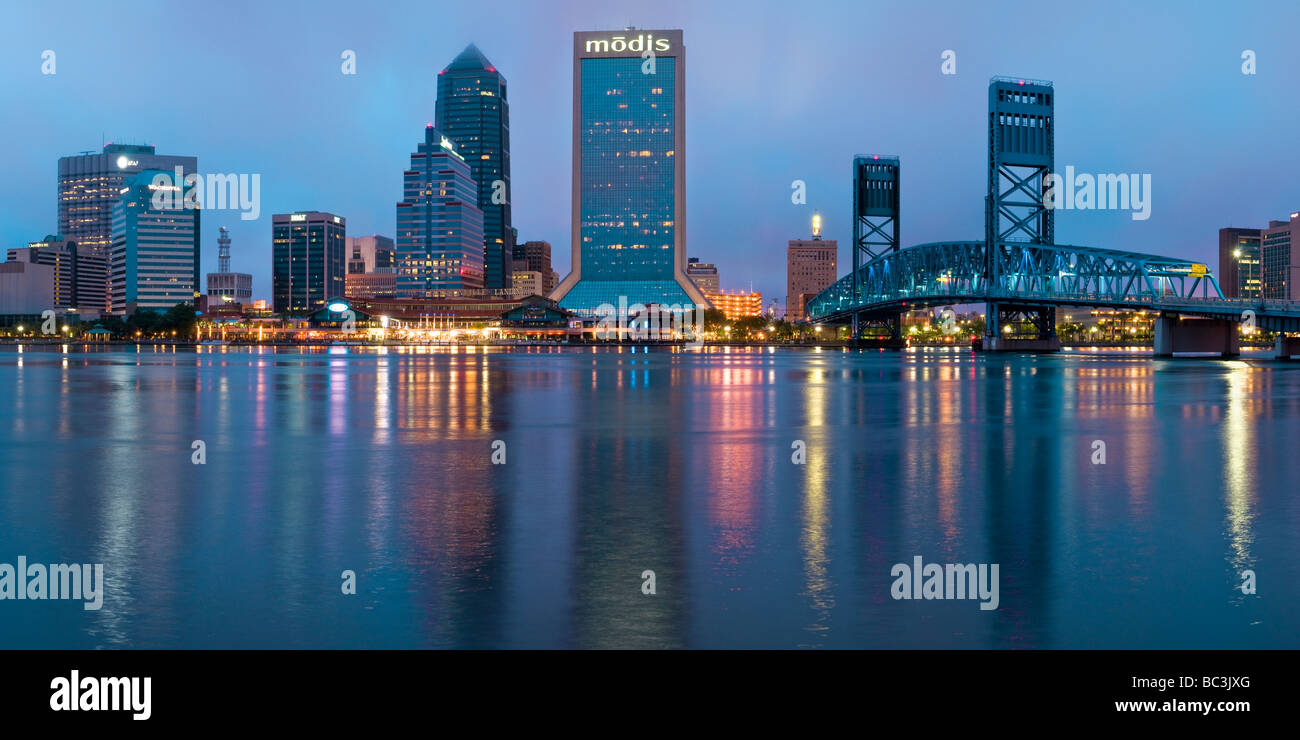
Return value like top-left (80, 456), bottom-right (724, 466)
top-left (807, 241), bottom-right (1300, 332)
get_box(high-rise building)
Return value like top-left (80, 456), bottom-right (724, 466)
top-left (272, 211), bottom-right (346, 314)
top-left (686, 257), bottom-right (719, 295)
top-left (1261, 213), bottom-right (1300, 300)
top-left (206, 227), bottom-right (253, 304)
top-left (7, 236), bottom-right (107, 313)
top-left (58, 143), bottom-right (196, 309)
top-left (1218, 227), bottom-right (1262, 299)
top-left (437, 44), bottom-right (511, 290)
top-left (514, 239), bottom-right (557, 294)
top-left (110, 170), bottom-right (202, 313)
top-left (552, 29), bottom-right (708, 316)
top-left (395, 125), bottom-right (485, 297)
top-left (786, 214), bottom-right (838, 322)
top-left (346, 235), bottom-right (395, 274)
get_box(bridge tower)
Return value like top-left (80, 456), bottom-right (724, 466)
top-left (851, 155), bottom-right (902, 346)
top-left (984, 77), bottom-right (1060, 350)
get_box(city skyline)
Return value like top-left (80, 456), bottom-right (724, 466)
top-left (3, 1), bottom-right (1299, 307)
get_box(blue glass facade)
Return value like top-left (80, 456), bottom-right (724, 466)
top-left (271, 212), bottom-right (346, 314)
top-left (395, 126), bottom-right (485, 297)
top-left (436, 45), bottom-right (511, 291)
top-left (110, 169), bottom-right (201, 313)
top-left (556, 32), bottom-right (705, 316)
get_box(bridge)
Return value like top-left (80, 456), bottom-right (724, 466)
top-left (806, 77), bottom-right (1300, 358)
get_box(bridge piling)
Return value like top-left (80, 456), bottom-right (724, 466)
top-left (1275, 335), bottom-right (1300, 360)
top-left (1153, 316), bottom-right (1240, 357)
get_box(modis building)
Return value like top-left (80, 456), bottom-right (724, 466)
top-left (552, 29), bottom-right (709, 316)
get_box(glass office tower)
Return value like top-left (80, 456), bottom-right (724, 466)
top-left (271, 212), bottom-right (347, 314)
top-left (552, 29), bottom-right (708, 315)
top-left (58, 143), bottom-right (196, 310)
top-left (436, 44), bottom-right (511, 290)
top-left (110, 170), bottom-right (201, 313)
top-left (395, 125), bottom-right (485, 297)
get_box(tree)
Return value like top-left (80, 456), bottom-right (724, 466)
top-left (701, 308), bottom-right (727, 331)
top-left (126, 310), bottom-right (161, 337)
top-left (161, 303), bottom-right (198, 336)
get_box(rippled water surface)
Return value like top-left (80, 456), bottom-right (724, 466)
top-left (1, 344), bottom-right (1296, 648)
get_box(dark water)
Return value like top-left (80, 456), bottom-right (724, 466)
top-left (1, 344), bottom-right (1297, 649)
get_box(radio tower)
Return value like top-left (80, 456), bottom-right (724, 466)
top-left (217, 226), bottom-right (231, 273)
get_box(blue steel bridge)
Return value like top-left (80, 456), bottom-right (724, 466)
top-left (805, 77), bottom-right (1300, 355)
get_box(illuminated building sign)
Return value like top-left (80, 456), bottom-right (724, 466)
top-left (584, 33), bottom-right (670, 54)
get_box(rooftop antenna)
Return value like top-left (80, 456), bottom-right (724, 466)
top-left (218, 227), bottom-right (231, 273)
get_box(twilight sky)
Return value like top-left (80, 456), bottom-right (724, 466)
top-left (3, 0), bottom-right (1297, 306)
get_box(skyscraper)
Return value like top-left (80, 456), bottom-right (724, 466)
top-left (1262, 213), bottom-right (1299, 300)
top-left (552, 29), bottom-right (708, 315)
top-left (58, 143), bottom-right (196, 309)
top-left (110, 170), bottom-right (202, 313)
top-left (686, 257), bottom-right (719, 295)
top-left (271, 212), bottom-right (346, 313)
top-left (437, 43), bottom-right (511, 290)
top-left (786, 213), bottom-right (838, 322)
top-left (1218, 227), bottom-right (1262, 299)
top-left (395, 125), bottom-right (485, 297)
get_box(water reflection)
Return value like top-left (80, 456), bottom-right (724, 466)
top-left (0, 346), bottom-right (1295, 649)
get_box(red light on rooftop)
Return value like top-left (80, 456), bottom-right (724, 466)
top-left (426, 122), bottom-right (433, 128)
top-left (487, 66), bottom-right (495, 72)
top-left (873, 155), bottom-right (879, 160)
top-left (1018, 80), bottom-right (1025, 85)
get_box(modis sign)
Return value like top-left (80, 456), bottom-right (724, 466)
top-left (585, 33), bottom-right (670, 54)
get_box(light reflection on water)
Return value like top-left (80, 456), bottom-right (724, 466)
top-left (0, 344), bottom-right (1297, 648)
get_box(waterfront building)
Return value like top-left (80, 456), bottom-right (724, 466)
top-left (437, 44), bottom-right (512, 290)
top-left (395, 125), bottom-right (485, 297)
top-left (271, 211), bottom-right (347, 314)
top-left (706, 290), bottom-right (763, 320)
top-left (7, 236), bottom-right (106, 313)
top-left (110, 169), bottom-right (201, 313)
top-left (58, 143), bottom-right (196, 310)
top-left (785, 214), bottom-right (837, 322)
top-left (686, 257), bottom-right (719, 295)
top-left (552, 29), bottom-right (708, 315)
top-left (0, 261), bottom-right (54, 317)
top-left (1261, 213), bottom-right (1299, 300)
top-left (206, 227), bottom-right (253, 304)
top-left (1218, 227), bottom-right (1262, 299)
